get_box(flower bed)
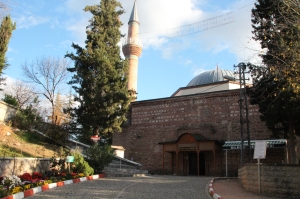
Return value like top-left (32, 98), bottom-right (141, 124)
top-left (0, 172), bottom-right (105, 198)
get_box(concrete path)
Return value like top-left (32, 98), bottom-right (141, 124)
top-left (28, 176), bottom-right (212, 199)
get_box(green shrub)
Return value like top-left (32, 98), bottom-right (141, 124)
top-left (71, 149), bottom-right (94, 176)
top-left (86, 144), bottom-right (114, 174)
top-left (2, 94), bottom-right (18, 107)
top-left (11, 106), bottom-right (43, 130)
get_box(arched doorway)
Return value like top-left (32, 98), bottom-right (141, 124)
top-left (160, 133), bottom-right (221, 176)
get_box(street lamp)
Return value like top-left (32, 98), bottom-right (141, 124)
top-left (223, 62), bottom-right (252, 166)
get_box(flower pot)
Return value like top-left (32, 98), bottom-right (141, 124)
top-left (24, 189), bottom-right (34, 197)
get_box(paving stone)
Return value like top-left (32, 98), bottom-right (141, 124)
top-left (27, 176), bottom-right (212, 199)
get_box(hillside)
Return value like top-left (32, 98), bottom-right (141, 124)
top-left (0, 124), bottom-right (58, 158)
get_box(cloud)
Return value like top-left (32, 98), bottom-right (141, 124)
top-left (59, 40), bottom-right (73, 49)
top-left (193, 0), bottom-right (262, 64)
top-left (62, 0), bottom-right (202, 52)
top-left (15, 15), bottom-right (49, 29)
top-left (0, 76), bottom-right (18, 96)
top-left (192, 67), bottom-right (206, 76)
top-left (8, 47), bottom-right (17, 53)
top-left (184, 60), bottom-right (193, 66)
top-left (62, 0), bottom-right (98, 46)
top-left (62, 0), bottom-right (262, 65)
top-left (122, 0), bottom-right (203, 50)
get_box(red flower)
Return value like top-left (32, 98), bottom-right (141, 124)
top-left (32, 172), bottom-right (42, 180)
top-left (20, 173), bottom-right (32, 181)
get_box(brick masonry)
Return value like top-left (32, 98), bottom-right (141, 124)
top-left (113, 89), bottom-right (285, 176)
top-left (238, 164), bottom-right (300, 198)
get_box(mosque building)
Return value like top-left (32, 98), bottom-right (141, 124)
top-left (112, 1), bottom-right (287, 176)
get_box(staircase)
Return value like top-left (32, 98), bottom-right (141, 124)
top-left (103, 156), bottom-right (149, 177)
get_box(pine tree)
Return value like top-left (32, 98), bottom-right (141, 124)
top-left (66, 0), bottom-right (132, 143)
top-left (249, 0), bottom-right (300, 163)
top-left (0, 15), bottom-right (15, 74)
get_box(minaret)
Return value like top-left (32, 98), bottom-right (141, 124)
top-left (122, 0), bottom-right (142, 101)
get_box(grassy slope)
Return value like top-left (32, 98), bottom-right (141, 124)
top-left (0, 124), bottom-right (57, 158)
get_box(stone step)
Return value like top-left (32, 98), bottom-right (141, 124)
top-left (103, 168), bottom-right (149, 174)
top-left (109, 160), bottom-right (137, 165)
top-left (105, 173), bottom-right (150, 177)
top-left (104, 156), bottom-right (146, 177)
top-left (106, 163), bottom-right (139, 169)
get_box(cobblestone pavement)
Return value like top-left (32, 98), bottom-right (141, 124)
top-left (28, 176), bottom-right (212, 199)
top-left (212, 178), bottom-right (282, 199)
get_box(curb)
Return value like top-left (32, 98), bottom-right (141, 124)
top-left (208, 178), bottom-right (224, 199)
top-left (1, 174), bottom-right (106, 199)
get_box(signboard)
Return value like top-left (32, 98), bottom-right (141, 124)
top-left (66, 156), bottom-right (74, 163)
top-left (178, 143), bottom-right (196, 151)
top-left (90, 135), bottom-right (100, 141)
top-left (253, 141), bottom-right (267, 159)
top-left (179, 146), bottom-right (196, 151)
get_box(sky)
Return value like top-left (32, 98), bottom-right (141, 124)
top-left (3, 0), bottom-right (262, 102)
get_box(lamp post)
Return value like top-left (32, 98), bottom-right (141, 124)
top-left (224, 62), bottom-right (252, 166)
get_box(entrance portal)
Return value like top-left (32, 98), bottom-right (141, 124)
top-left (160, 133), bottom-right (220, 176)
top-left (188, 152), bottom-right (205, 176)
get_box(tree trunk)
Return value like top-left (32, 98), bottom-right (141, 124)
top-left (287, 117), bottom-right (297, 164)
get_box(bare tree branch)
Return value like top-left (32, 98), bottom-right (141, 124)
top-left (21, 56), bottom-right (71, 123)
top-left (4, 80), bottom-right (37, 109)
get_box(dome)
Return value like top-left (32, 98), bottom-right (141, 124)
top-left (187, 67), bottom-right (235, 87)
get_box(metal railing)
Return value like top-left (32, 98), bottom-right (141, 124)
top-left (122, 38), bottom-right (143, 48)
top-left (111, 156), bottom-right (142, 170)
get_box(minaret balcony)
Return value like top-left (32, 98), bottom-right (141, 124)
top-left (122, 37), bottom-right (143, 49)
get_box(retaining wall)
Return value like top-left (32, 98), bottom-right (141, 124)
top-left (239, 164), bottom-right (300, 199)
top-left (0, 101), bottom-right (17, 123)
top-left (0, 157), bottom-right (51, 176)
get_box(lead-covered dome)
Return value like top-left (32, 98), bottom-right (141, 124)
top-left (187, 67), bottom-right (235, 87)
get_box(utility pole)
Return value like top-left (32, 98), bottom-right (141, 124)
top-left (235, 62), bottom-right (252, 166)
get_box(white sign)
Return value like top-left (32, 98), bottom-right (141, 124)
top-left (253, 141), bottom-right (267, 159)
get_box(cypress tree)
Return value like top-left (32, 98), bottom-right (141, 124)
top-left (0, 15), bottom-right (16, 74)
top-left (249, 0), bottom-right (300, 163)
top-left (66, 0), bottom-right (132, 143)
top-left (251, 0), bottom-right (300, 94)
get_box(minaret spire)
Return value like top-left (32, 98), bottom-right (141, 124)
top-left (129, 0), bottom-right (139, 24)
top-left (122, 1), bottom-right (142, 101)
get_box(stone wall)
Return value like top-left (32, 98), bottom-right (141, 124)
top-left (239, 164), bottom-right (300, 199)
top-left (0, 157), bottom-right (51, 176)
top-left (113, 89), bottom-right (274, 175)
top-left (0, 101), bottom-right (17, 123)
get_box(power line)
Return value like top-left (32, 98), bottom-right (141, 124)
top-left (139, 2), bottom-right (255, 38)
